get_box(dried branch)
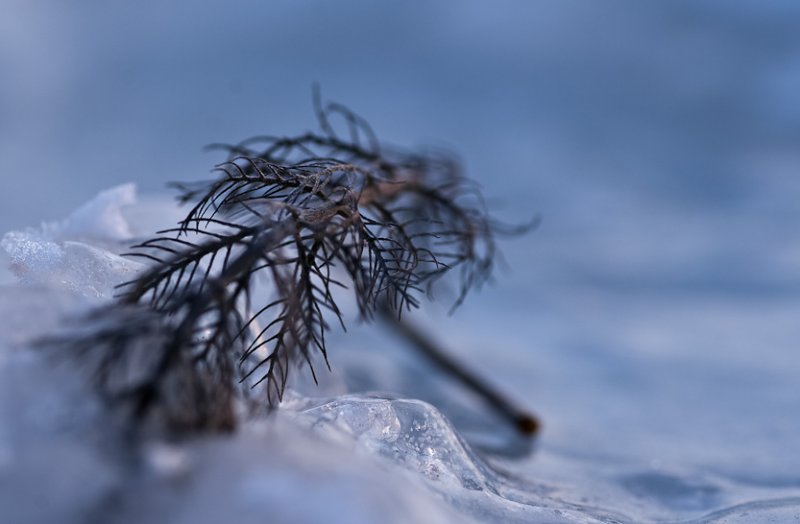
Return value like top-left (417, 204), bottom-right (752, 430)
top-left (46, 94), bottom-right (533, 434)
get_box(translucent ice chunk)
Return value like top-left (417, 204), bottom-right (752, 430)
top-left (298, 396), bottom-right (496, 490)
top-left (45, 183), bottom-right (137, 242)
top-left (290, 394), bottom-right (600, 523)
top-left (1, 184), bottom-right (143, 299)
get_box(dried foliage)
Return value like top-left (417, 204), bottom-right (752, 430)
top-left (51, 93), bottom-right (528, 432)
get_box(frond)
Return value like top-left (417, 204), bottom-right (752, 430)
top-left (48, 95), bottom-right (527, 433)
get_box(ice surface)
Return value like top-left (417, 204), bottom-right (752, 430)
top-left (1, 183), bottom-right (143, 300)
top-left (2, 186), bottom-right (799, 524)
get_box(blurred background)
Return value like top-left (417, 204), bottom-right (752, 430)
top-left (3, 1), bottom-right (799, 229)
top-left (2, 1), bottom-right (800, 519)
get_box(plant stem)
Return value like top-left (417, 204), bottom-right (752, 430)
top-left (377, 303), bottom-right (540, 437)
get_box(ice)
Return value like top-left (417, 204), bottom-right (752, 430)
top-left (2, 186), bottom-right (800, 524)
top-left (43, 183), bottom-right (137, 242)
top-left (292, 396), bottom-right (497, 490)
top-left (287, 395), bottom-right (606, 524)
top-left (1, 184), bottom-right (143, 299)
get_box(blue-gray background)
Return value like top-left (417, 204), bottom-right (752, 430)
top-left (2, 2), bottom-right (800, 519)
top-left (3, 1), bottom-right (799, 229)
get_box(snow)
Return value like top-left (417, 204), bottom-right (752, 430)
top-left (1, 183), bottom-right (798, 523)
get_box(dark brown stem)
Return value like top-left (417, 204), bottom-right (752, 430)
top-left (377, 303), bottom-right (540, 437)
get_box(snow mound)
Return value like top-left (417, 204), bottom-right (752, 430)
top-left (112, 420), bottom-right (459, 524)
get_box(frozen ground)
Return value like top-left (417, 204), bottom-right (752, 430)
top-left (1, 179), bottom-right (799, 523)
